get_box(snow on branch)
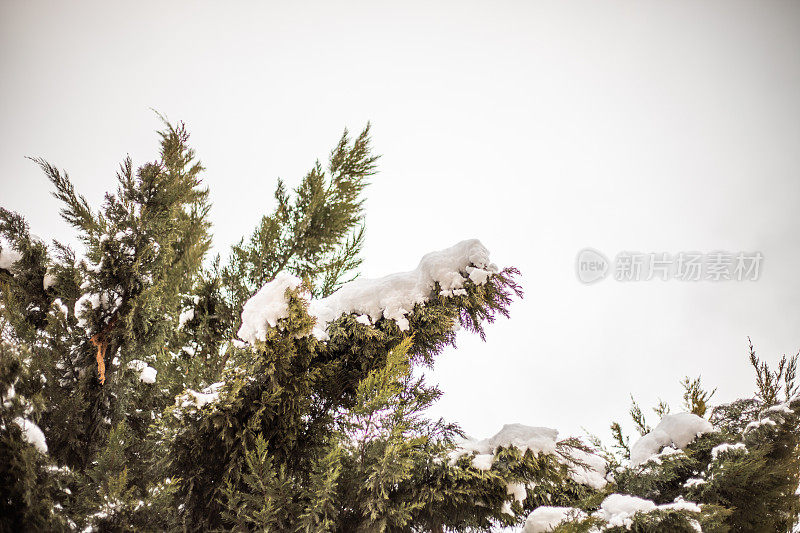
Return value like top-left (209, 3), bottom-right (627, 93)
top-left (14, 417), bottom-right (48, 454)
top-left (629, 412), bottom-right (715, 466)
top-left (237, 239), bottom-right (499, 344)
top-left (0, 238), bottom-right (21, 271)
top-left (451, 423), bottom-right (609, 490)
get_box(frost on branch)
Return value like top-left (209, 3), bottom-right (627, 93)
top-left (238, 239), bottom-right (499, 344)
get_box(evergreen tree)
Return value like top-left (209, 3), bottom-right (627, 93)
top-left (2, 119), bottom-right (798, 533)
top-left (177, 125), bottom-right (378, 389)
top-left (1, 119), bottom-right (212, 531)
top-left (541, 343), bottom-right (800, 533)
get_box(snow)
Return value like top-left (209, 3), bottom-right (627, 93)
top-left (74, 291), bottom-right (122, 330)
top-left (178, 307), bottom-right (195, 329)
top-left (683, 477), bottom-right (706, 488)
top-left (506, 481), bottom-right (527, 503)
top-left (564, 446), bottom-right (609, 490)
top-left (0, 240), bottom-right (21, 271)
top-left (597, 493), bottom-right (656, 528)
top-left (139, 366), bottom-right (157, 384)
top-left (127, 360), bottom-right (157, 384)
top-left (523, 507), bottom-right (586, 533)
top-left (661, 497), bottom-right (702, 513)
top-left (766, 403), bottom-right (793, 415)
top-left (574, 494), bottom-right (703, 529)
top-left (457, 424), bottom-right (559, 457)
top-left (744, 418), bottom-right (777, 432)
top-left (451, 424), bottom-right (608, 489)
top-left (237, 239), bottom-right (498, 344)
top-left (471, 453), bottom-right (494, 470)
top-left (640, 446), bottom-right (684, 467)
top-left (237, 272), bottom-right (303, 343)
top-left (14, 417), bottom-right (47, 453)
top-left (3, 384), bottom-right (15, 408)
top-left (711, 442), bottom-right (747, 460)
top-left (175, 381), bottom-right (225, 413)
top-left (630, 413), bottom-right (714, 466)
top-left (52, 298), bottom-right (69, 317)
top-left (43, 269), bottom-right (57, 289)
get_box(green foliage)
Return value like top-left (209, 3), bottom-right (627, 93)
top-left (628, 396), bottom-right (651, 437)
top-left (585, 341), bottom-right (800, 533)
top-left (2, 119), bottom-right (799, 533)
top-left (610, 422), bottom-right (631, 460)
top-left (749, 336), bottom-right (798, 406)
top-left (652, 399), bottom-right (670, 419)
top-left (681, 376), bottom-right (715, 417)
top-left (2, 118), bottom-right (212, 531)
top-left (166, 262), bottom-right (526, 531)
top-left (182, 125), bottom-right (380, 385)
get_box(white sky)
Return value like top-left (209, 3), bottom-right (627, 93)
top-left (2, 0), bottom-right (799, 443)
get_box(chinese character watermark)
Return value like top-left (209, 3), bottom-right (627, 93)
top-left (576, 248), bottom-right (762, 284)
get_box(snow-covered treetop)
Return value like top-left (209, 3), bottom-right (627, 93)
top-left (238, 239), bottom-right (499, 344)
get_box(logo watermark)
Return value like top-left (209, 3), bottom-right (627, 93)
top-left (576, 249), bottom-right (763, 284)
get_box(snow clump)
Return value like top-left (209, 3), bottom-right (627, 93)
top-left (237, 239), bottom-right (499, 344)
top-left (630, 413), bottom-right (714, 466)
top-left (14, 417), bottom-right (48, 454)
top-left (127, 360), bottom-right (157, 384)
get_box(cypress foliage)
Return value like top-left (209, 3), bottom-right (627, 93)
top-left (559, 345), bottom-right (800, 533)
top-left (1, 120), bottom-right (798, 532)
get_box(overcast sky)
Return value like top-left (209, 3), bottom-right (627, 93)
top-left (2, 0), bottom-right (799, 442)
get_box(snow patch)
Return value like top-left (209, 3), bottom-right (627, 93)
top-left (766, 403), bottom-right (793, 415)
top-left (74, 291), bottom-right (122, 330)
top-left (178, 307), bottom-right (195, 329)
top-left (175, 382), bottom-right (225, 413)
top-left (683, 477), bottom-right (706, 488)
top-left (237, 272), bottom-right (303, 343)
top-left (590, 494), bottom-right (701, 529)
top-left (52, 299), bottom-right (69, 317)
top-left (127, 360), bottom-right (157, 384)
top-left (471, 453), bottom-right (494, 471)
top-left (237, 239), bottom-right (498, 344)
top-left (506, 481), bottom-right (527, 503)
top-left (597, 493), bottom-right (655, 528)
top-left (0, 239), bottom-right (21, 271)
top-left (630, 413), bottom-right (714, 466)
top-left (564, 446), bottom-right (609, 490)
top-left (451, 424), bottom-right (607, 489)
top-left (14, 417), bottom-right (47, 453)
top-left (457, 424), bottom-right (558, 457)
top-left (745, 418), bottom-right (778, 433)
top-left (523, 507), bottom-right (586, 533)
top-left (43, 269), bottom-right (57, 289)
top-left (711, 442), bottom-right (747, 460)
